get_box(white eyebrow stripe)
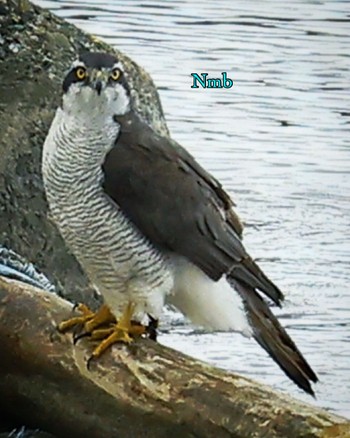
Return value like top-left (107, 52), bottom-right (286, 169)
top-left (72, 59), bottom-right (86, 68)
top-left (112, 62), bottom-right (124, 71)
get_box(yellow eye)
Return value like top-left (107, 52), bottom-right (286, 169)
top-left (110, 68), bottom-right (121, 81)
top-left (75, 67), bottom-right (87, 81)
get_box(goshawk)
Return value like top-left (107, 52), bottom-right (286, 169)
top-left (42, 52), bottom-right (318, 395)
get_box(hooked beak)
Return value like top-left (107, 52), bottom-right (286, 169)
top-left (95, 80), bottom-right (103, 95)
top-left (89, 69), bottom-right (108, 95)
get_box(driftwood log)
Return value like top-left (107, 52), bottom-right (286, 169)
top-left (1, 277), bottom-right (349, 438)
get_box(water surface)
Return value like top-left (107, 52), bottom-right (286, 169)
top-left (35, 0), bottom-right (350, 417)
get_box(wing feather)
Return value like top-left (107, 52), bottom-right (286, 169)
top-left (231, 279), bottom-right (318, 395)
top-left (103, 112), bottom-right (283, 305)
top-left (102, 112), bottom-right (317, 394)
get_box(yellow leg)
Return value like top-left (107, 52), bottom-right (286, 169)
top-left (84, 305), bottom-right (115, 332)
top-left (88, 302), bottom-right (146, 362)
top-left (58, 301), bottom-right (150, 366)
top-left (57, 303), bottom-right (115, 333)
top-left (90, 321), bottom-right (146, 341)
top-left (90, 327), bottom-right (115, 340)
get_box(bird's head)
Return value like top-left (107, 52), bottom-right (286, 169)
top-left (61, 52), bottom-right (131, 118)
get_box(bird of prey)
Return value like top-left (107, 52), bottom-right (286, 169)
top-left (42, 51), bottom-right (318, 395)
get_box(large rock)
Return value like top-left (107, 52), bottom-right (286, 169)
top-left (0, 0), bottom-right (169, 306)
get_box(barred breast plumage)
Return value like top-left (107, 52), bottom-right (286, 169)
top-left (42, 104), bottom-right (173, 321)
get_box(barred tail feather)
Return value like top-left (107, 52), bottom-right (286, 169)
top-left (229, 278), bottom-right (318, 396)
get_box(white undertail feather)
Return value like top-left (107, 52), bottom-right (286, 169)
top-left (169, 260), bottom-right (252, 337)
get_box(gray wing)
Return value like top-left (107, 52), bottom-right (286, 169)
top-left (102, 112), bottom-right (317, 395)
top-left (103, 112), bottom-right (283, 305)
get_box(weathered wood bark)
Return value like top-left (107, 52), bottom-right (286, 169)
top-left (0, 277), bottom-right (349, 438)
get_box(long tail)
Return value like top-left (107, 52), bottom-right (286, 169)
top-left (229, 278), bottom-right (318, 396)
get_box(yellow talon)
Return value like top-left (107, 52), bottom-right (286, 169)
top-left (88, 302), bottom-right (146, 362)
top-left (58, 301), bottom-right (148, 365)
top-left (58, 302), bottom-right (147, 364)
top-left (84, 304), bottom-right (115, 332)
top-left (89, 327), bottom-right (115, 340)
top-left (57, 303), bottom-right (115, 334)
top-left (90, 326), bottom-right (133, 360)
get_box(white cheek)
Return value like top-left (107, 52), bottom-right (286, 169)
top-left (62, 83), bottom-right (130, 117)
top-left (107, 84), bottom-right (130, 115)
top-left (62, 84), bottom-right (85, 113)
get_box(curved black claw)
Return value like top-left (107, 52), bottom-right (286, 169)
top-left (72, 302), bottom-right (80, 312)
top-left (73, 331), bottom-right (92, 345)
top-left (86, 354), bottom-right (95, 370)
top-left (147, 314), bottom-right (158, 341)
top-left (55, 323), bottom-right (63, 332)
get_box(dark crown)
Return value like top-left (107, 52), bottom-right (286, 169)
top-left (79, 52), bottom-right (119, 69)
